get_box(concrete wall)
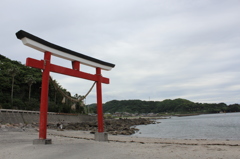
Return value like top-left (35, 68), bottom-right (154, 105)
top-left (0, 109), bottom-right (96, 124)
top-left (0, 111), bottom-right (25, 124)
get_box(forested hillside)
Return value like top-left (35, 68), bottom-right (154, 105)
top-left (0, 54), bottom-right (85, 113)
top-left (102, 99), bottom-right (240, 114)
top-left (1, 55), bottom-right (240, 115)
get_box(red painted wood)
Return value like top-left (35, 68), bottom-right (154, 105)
top-left (26, 56), bottom-right (110, 138)
top-left (26, 57), bottom-right (44, 69)
top-left (39, 51), bottom-right (51, 139)
top-left (96, 67), bottom-right (104, 132)
top-left (26, 58), bottom-right (109, 84)
top-left (72, 61), bottom-right (80, 71)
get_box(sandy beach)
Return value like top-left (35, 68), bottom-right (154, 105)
top-left (0, 128), bottom-right (239, 159)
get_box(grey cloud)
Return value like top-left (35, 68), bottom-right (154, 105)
top-left (1, 0), bottom-right (240, 104)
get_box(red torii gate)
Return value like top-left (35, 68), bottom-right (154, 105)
top-left (16, 30), bottom-right (115, 144)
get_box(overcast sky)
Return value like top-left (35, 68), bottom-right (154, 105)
top-left (1, 0), bottom-right (240, 104)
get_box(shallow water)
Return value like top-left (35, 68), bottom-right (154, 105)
top-left (132, 112), bottom-right (240, 140)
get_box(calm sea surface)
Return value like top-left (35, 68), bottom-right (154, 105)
top-left (132, 112), bottom-right (240, 140)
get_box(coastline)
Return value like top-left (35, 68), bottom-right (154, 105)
top-left (0, 129), bottom-right (239, 159)
top-left (48, 129), bottom-right (240, 146)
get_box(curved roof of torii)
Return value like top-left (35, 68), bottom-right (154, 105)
top-left (16, 30), bottom-right (115, 71)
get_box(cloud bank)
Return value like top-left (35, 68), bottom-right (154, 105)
top-left (1, 0), bottom-right (240, 104)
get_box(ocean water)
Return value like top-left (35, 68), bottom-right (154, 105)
top-left (132, 112), bottom-right (240, 140)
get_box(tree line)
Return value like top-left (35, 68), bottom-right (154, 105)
top-left (101, 99), bottom-right (240, 114)
top-left (0, 54), bottom-right (85, 113)
top-left (1, 54), bottom-right (240, 115)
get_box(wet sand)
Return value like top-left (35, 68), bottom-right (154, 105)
top-left (0, 129), bottom-right (239, 159)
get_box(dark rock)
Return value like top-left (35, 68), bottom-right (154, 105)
top-left (49, 118), bottom-right (156, 135)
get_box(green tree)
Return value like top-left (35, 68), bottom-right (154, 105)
top-left (7, 64), bottom-right (20, 106)
top-left (24, 75), bottom-right (36, 101)
top-left (228, 104), bottom-right (240, 112)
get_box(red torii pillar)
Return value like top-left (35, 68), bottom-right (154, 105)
top-left (16, 30), bottom-right (115, 144)
top-left (39, 51), bottom-right (51, 140)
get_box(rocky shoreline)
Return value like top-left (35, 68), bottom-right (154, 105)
top-left (49, 118), bottom-right (158, 135)
top-left (1, 118), bottom-right (158, 135)
top-left (0, 123), bottom-right (37, 132)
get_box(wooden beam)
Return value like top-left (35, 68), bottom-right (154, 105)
top-left (26, 57), bottom-right (110, 84)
